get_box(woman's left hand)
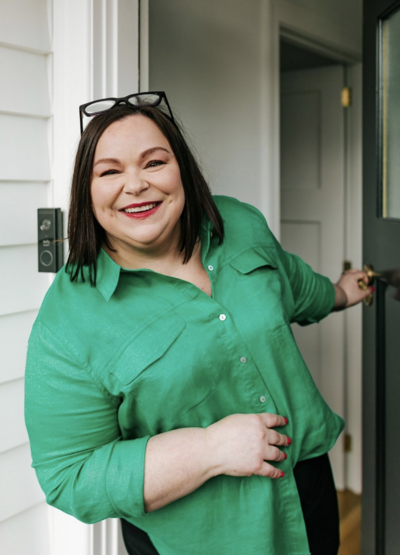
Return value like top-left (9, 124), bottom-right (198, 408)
top-left (333, 269), bottom-right (374, 310)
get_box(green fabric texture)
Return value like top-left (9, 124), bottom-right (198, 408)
top-left (25, 196), bottom-right (344, 555)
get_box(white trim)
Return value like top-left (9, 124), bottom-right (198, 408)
top-left (50, 0), bottom-right (142, 552)
top-left (259, 0), bottom-right (280, 238)
top-left (139, 0), bottom-right (149, 91)
top-left (344, 63), bottom-right (363, 494)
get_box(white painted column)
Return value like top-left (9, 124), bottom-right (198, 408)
top-left (260, 0), bottom-right (280, 238)
top-left (50, 1), bottom-right (143, 553)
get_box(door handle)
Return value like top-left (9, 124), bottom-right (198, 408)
top-left (358, 264), bottom-right (400, 305)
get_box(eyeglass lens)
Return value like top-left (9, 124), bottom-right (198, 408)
top-left (85, 99), bottom-right (116, 115)
top-left (85, 93), bottom-right (163, 116)
top-left (127, 93), bottom-right (162, 107)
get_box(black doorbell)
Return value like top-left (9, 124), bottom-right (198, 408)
top-left (38, 208), bottom-right (64, 273)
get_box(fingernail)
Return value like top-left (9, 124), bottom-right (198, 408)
top-left (284, 417), bottom-right (289, 424)
top-left (287, 437), bottom-right (292, 445)
top-left (283, 453), bottom-right (287, 459)
top-left (371, 286), bottom-right (375, 292)
top-left (280, 471), bottom-right (285, 478)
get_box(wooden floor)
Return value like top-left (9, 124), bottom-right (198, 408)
top-left (337, 490), bottom-right (362, 555)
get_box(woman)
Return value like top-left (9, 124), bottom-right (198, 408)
top-left (25, 92), bottom-right (372, 555)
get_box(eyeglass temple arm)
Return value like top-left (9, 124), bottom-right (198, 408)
top-left (79, 109), bottom-right (84, 135)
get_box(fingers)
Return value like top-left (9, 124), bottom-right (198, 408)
top-left (260, 413), bottom-right (288, 429)
top-left (256, 461), bottom-right (285, 479)
top-left (265, 445), bottom-right (287, 462)
top-left (342, 269), bottom-right (368, 282)
top-left (267, 429), bottom-right (290, 447)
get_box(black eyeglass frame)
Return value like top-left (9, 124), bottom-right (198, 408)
top-left (79, 91), bottom-right (176, 134)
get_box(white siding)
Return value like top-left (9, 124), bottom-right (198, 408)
top-left (0, 183), bottom-right (49, 246)
top-left (0, 115), bottom-right (50, 181)
top-left (0, 379), bottom-right (28, 453)
top-left (0, 444), bottom-right (46, 522)
top-left (0, 246), bottom-right (50, 315)
top-left (0, 311), bottom-right (38, 384)
top-left (0, 0), bottom-right (51, 53)
top-left (0, 503), bottom-right (50, 555)
top-left (0, 46), bottom-right (50, 117)
top-left (0, 1), bottom-right (51, 553)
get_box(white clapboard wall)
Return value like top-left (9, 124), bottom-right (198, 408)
top-left (0, 0), bottom-right (52, 554)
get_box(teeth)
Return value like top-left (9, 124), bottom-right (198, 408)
top-left (124, 203), bottom-right (157, 213)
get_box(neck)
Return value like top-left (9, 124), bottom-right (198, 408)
top-left (103, 228), bottom-right (191, 275)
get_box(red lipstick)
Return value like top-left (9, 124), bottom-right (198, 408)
top-left (120, 200), bottom-right (162, 219)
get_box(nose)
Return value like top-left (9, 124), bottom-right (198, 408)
top-left (123, 170), bottom-right (150, 196)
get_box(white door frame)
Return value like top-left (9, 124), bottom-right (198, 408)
top-left (264, 0), bottom-right (363, 493)
top-left (50, 1), bottom-right (147, 554)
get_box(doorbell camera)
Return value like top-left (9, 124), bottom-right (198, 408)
top-left (37, 208), bottom-right (64, 273)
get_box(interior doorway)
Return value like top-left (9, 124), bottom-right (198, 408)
top-left (279, 36), bottom-right (362, 555)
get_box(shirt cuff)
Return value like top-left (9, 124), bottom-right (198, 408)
top-left (106, 435), bottom-right (151, 519)
top-left (298, 274), bottom-right (336, 325)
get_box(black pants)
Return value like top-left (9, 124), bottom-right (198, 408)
top-left (121, 453), bottom-right (340, 555)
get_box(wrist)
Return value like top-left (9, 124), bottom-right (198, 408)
top-left (204, 423), bottom-right (224, 478)
top-left (333, 283), bottom-right (348, 311)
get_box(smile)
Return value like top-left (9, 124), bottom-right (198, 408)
top-left (123, 202), bottom-right (159, 213)
top-left (120, 201), bottom-right (162, 219)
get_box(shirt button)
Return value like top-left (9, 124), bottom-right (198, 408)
top-left (208, 265), bottom-right (214, 271)
top-left (259, 396), bottom-right (266, 403)
top-left (219, 314), bottom-right (227, 321)
top-left (240, 356), bottom-right (247, 363)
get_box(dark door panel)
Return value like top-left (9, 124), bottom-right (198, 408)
top-left (363, 1), bottom-right (400, 554)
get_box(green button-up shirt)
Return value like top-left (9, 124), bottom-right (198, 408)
top-left (25, 196), bottom-right (344, 555)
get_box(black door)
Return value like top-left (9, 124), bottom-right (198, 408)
top-left (363, 1), bottom-right (400, 554)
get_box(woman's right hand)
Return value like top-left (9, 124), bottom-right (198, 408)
top-left (205, 413), bottom-right (290, 479)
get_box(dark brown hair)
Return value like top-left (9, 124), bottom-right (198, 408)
top-left (66, 105), bottom-right (224, 286)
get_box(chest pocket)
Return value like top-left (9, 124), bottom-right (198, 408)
top-left (229, 246), bottom-right (278, 274)
top-left (110, 311), bottom-right (186, 385)
top-left (229, 246), bottom-right (289, 332)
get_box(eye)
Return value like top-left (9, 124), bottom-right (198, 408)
top-left (146, 160), bottom-right (165, 169)
top-left (100, 169), bottom-right (119, 177)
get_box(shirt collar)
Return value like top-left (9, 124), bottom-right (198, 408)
top-left (96, 248), bottom-right (122, 301)
top-left (95, 215), bottom-right (214, 302)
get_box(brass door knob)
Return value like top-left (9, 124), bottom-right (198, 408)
top-left (358, 264), bottom-right (400, 305)
top-left (358, 265), bottom-right (375, 306)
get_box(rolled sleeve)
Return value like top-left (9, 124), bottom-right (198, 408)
top-left (106, 436), bottom-right (150, 519)
top-left (24, 321), bottom-right (150, 524)
top-left (278, 249), bottom-right (336, 325)
top-left (239, 201), bottom-right (336, 326)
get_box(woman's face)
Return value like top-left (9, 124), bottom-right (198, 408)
top-left (91, 114), bottom-right (185, 262)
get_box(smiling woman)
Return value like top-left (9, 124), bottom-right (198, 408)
top-left (66, 103), bottom-right (224, 286)
top-left (24, 93), bottom-right (373, 555)
top-left (90, 116), bottom-right (186, 268)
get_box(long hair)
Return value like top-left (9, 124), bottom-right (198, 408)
top-left (66, 105), bottom-right (224, 286)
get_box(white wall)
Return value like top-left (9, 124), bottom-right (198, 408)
top-left (0, 1), bottom-right (52, 553)
top-left (150, 0), bottom-right (270, 213)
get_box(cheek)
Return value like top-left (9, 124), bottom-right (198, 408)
top-left (91, 180), bottom-right (117, 211)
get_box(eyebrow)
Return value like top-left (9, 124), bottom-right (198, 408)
top-left (93, 157), bottom-right (121, 168)
top-left (93, 147), bottom-right (171, 168)
top-left (139, 146), bottom-right (171, 160)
